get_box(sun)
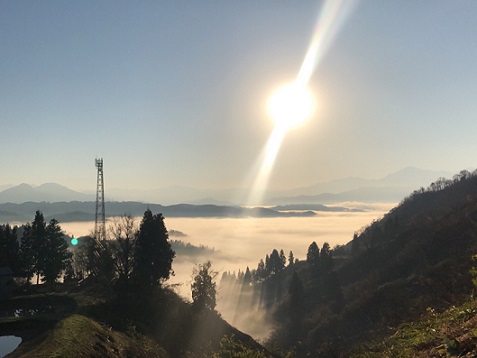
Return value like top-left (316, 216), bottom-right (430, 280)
top-left (267, 82), bottom-right (316, 130)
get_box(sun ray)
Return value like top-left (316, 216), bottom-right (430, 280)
top-left (296, 0), bottom-right (357, 87)
top-left (246, 125), bottom-right (287, 206)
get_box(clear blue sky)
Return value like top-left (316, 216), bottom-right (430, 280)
top-left (1, 1), bottom-right (476, 192)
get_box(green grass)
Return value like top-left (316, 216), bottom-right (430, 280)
top-left (8, 314), bottom-right (167, 358)
top-left (0, 285), bottom-right (167, 358)
top-left (0, 282), bottom-right (267, 357)
top-left (350, 299), bottom-right (477, 357)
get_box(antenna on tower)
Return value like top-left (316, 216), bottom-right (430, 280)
top-left (94, 158), bottom-right (106, 241)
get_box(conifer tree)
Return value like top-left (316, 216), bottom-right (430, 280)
top-left (265, 254), bottom-right (270, 275)
top-left (269, 249), bottom-right (284, 274)
top-left (289, 271), bottom-right (305, 306)
top-left (288, 250), bottom-right (295, 267)
top-left (19, 223), bottom-right (35, 283)
top-left (254, 259), bottom-right (267, 283)
top-left (133, 209), bottom-right (175, 289)
top-left (288, 271), bottom-right (305, 346)
top-left (320, 242), bottom-right (333, 271)
top-left (242, 266), bottom-right (252, 287)
top-left (306, 241), bottom-right (320, 266)
top-left (0, 224), bottom-right (20, 275)
top-left (279, 249), bottom-right (287, 267)
top-left (20, 211), bottom-right (47, 284)
top-left (20, 212), bottom-right (72, 284)
top-left (191, 260), bottom-right (217, 311)
top-left (42, 219), bottom-right (72, 284)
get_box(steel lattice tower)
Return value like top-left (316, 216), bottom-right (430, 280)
top-left (94, 158), bottom-right (106, 241)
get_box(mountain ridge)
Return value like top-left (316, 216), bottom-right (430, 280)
top-left (0, 183), bottom-right (96, 203)
top-left (219, 169), bottom-right (477, 355)
top-left (0, 167), bottom-right (455, 205)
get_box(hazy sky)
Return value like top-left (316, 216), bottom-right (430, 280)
top-left (2, 1), bottom-right (477, 193)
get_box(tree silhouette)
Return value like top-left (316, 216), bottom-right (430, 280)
top-left (191, 260), bottom-right (217, 311)
top-left (306, 241), bottom-right (320, 266)
top-left (279, 249), bottom-right (287, 267)
top-left (288, 250), bottom-right (295, 267)
top-left (133, 209), bottom-right (175, 290)
top-left (289, 271), bottom-right (305, 306)
top-left (265, 254), bottom-right (270, 275)
top-left (20, 211), bottom-right (47, 284)
top-left (254, 259), bottom-right (267, 283)
top-left (268, 249), bottom-right (284, 274)
top-left (320, 242), bottom-right (333, 271)
top-left (41, 219), bottom-right (72, 284)
top-left (242, 266), bottom-right (252, 288)
top-left (288, 271), bottom-right (305, 347)
top-left (19, 212), bottom-right (72, 284)
top-left (0, 224), bottom-right (20, 275)
top-left (87, 234), bottom-right (115, 283)
top-left (71, 235), bottom-right (97, 280)
top-left (108, 215), bottom-right (137, 288)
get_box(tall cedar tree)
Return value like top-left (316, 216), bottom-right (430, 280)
top-left (288, 271), bottom-right (306, 347)
top-left (306, 241), bottom-right (320, 266)
top-left (254, 259), bottom-right (267, 283)
top-left (242, 266), bottom-right (252, 288)
top-left (42, 219), bottom-right (72, 284)
top-left (268, 249), bottom-right (284, 274)
top-left (279, 249), bottom-right (287, 267)
top-left (288, 250), bottom-right (295, 267)
top-left (133, 209), bottom-right (175, 289)
top-left (0, 224), bottom-right (20, 274)
top-left (191, 260), bottom-right (217, 311)
top-left (320, 242), bottom-right (333, 271)
top-left (20, 211), bottom-right (47, 284)
top-left (20, 211), bottom-right (71, 284)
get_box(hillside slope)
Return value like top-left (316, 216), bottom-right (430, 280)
top-left (232, 172), bottom-right (477, 356)
top-left (0, 282), bottom-right (269, 358)
top-left (351, 298), bottom-right (477, 357)
top-left (6, 314), bottom-right (167, 358)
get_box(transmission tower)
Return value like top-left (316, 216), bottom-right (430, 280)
top-left (94, 158), bottom-right (106, 241)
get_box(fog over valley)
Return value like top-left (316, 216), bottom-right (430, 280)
top-left (55, 209), bottom-right (389, 337)
top-left (4, 1), bottom-right (477, 355)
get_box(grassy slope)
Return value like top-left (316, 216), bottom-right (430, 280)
top-left (0, 286), bottom-right (167, 358)
top-left (8, 314), bottom-right (167, 358)
top-left (0, 282), bottom-right (268, 357)
top-left (351, 298), bottom-right (477, 357)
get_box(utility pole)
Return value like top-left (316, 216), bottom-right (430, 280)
top-left (94, 158), bottom-right (106, 241)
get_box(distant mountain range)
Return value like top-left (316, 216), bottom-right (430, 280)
top-left (268, 167), bottom-right (454, 204)
top-left (0, 183), bottom-right (96, 203)
top-left (0, 167), bottom-right (456, 206)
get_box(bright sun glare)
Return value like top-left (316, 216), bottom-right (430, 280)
top-left (245, 0), bottom-right (356, 207)
top-left (267, 82), bottom-right (316, 130)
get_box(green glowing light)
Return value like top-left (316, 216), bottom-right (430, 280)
top-left (71, 237), bottom-right (78, 246)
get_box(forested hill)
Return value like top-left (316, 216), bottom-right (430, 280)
top-left (0, 202), bottom-right (318, 223)
top-left (224, 170), bottom-right (477, 356)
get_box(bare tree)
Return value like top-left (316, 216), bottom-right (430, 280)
top-left (108, 215), bottom-right (138, 286)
